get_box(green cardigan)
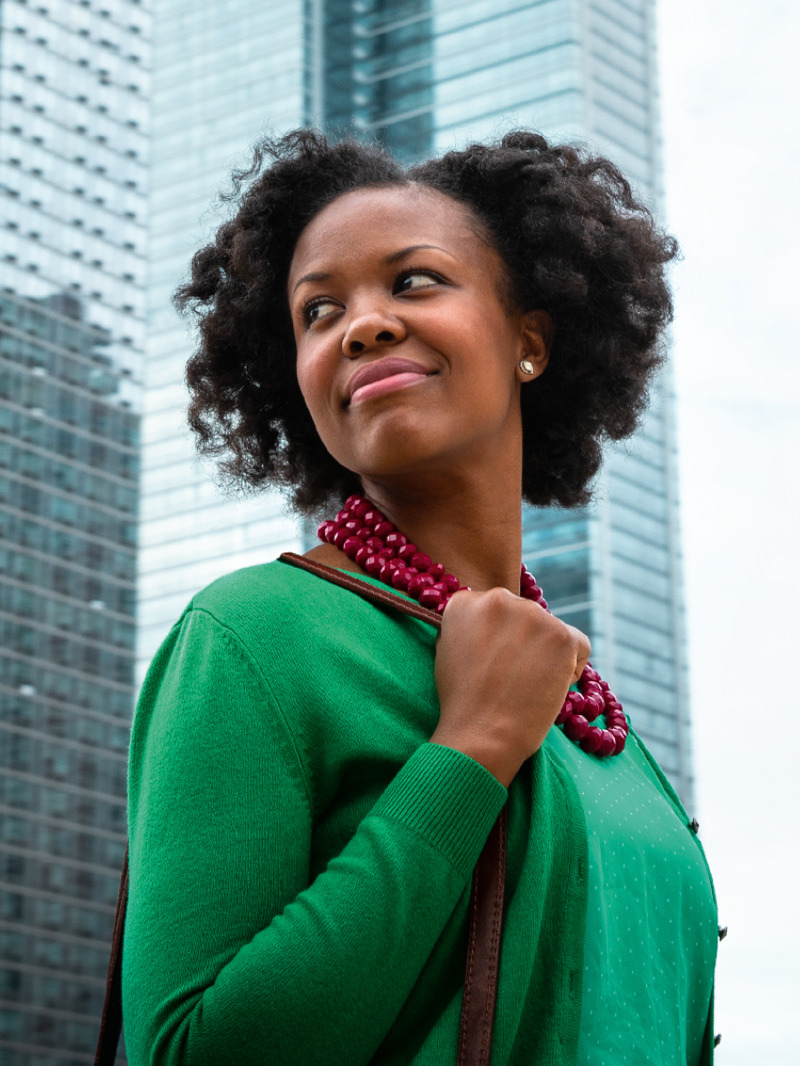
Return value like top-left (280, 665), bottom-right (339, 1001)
top-left (123, 560), bottom-right (715, 1064)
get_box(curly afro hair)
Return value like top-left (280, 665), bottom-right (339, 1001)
top-left (176, 128), bottom-right (678, 514)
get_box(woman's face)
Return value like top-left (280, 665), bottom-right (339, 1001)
top-left (288, 184), bottom-right (549, 489)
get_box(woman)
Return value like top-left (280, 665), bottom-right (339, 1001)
top-left (122, 130), bottom-right (718, 1064)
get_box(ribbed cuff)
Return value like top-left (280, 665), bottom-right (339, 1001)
top-left (370, 743), bottom-right (507, 879)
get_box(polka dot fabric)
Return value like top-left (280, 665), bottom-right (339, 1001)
top-left (550, 724), bottom-right (718, 1064)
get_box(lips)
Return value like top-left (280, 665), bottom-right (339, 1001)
top-left (346, 357), bottom-right (433, 406)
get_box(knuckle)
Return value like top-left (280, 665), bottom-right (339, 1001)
top-left (537, 608), bottom-right (567, 636)
top-left (543, 618), bottom-right (587, 662)
top-left (475, 586), bottom-right (516, 623)
top-left (484, 586), bottom-right (515, 607)
top-left (552, 621), bottom-right (576, 651)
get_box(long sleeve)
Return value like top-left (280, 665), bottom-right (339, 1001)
top-left (122, 606), bottom-right (507, 1065)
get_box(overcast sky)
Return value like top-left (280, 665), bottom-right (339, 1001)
top-left (657, 1), bottom-right (799, 1060)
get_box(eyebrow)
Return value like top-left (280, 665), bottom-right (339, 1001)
top-left (384, 243), bottom-right (451, 264)
top-left (292, 270), bottom-right (331, 294)
top-left (291, 244), bottom-right (453, 295)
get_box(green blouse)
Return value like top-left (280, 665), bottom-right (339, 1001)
top-left (123, 560), bottom-right (717, 1064)
top-left (553, 724), bottom-right (718, 1063)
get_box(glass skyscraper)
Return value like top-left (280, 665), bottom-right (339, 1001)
top-left (142, 0), bottom-right (691, 803)
top-left (137, 0), bottom-right (305, 678)
top-left (0, 0), bottom-right (148, 1059)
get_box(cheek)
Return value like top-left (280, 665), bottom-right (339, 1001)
top-left (454, 315), bottom-right (518, 389)
top-left (295, 356), bottom-right (312, 408)
top-left (295, 345), bottom-right (343, 452)
top-left (295, 342), bottom-right (327, 414)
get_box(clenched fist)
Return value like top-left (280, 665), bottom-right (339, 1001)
top-left (430, 587), bottom-right (591, 787)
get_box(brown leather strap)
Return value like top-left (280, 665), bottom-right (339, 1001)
top-left (95, 553), bottom-right (507, 1064)
top-left (281, 551), bottom-right (507, 1063)
top-left (279, 551), bottom-right (443, 630)
top-left (457, 806), bottom-right (507, 1066)
top-left (94, 845), bottom-right (128, 1066)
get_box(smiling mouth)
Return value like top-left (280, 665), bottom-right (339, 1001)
top-left (346, 358), bottom-right (433, 406)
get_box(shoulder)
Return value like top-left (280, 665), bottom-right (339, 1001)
top-left (188, 557), bottom-right (376, 642)
top-left (166, 558), bottom-right (437, 706)
top-left (136, 560), bottom-right (327, 746)
top-left (184, 558), bottom-right (434, 670)
top-left (191, 558), bottom-right (317, 618)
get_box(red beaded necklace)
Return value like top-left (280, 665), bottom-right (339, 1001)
top-left (319, 494), bottom-right (628, 757)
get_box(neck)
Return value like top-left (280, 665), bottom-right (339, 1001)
top-left (360, 466), bottom-right (524, 594)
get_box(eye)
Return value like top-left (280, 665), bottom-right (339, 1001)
top-left (302, 297), bottom-right (340, 327)
top-left (394, 269), bottom-right (444, 294)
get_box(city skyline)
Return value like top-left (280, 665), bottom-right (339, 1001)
top-left (0, 0), bottom-right (149, 1058)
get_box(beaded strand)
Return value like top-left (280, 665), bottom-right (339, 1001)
top-left (318, 494), bottom-right (629, 757)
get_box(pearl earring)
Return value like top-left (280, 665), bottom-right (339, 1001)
top-left (518, 359), bottom-right (536, 376)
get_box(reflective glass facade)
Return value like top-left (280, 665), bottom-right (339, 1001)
top-left (322, 0), bottom-right (583, 155)
top-left (143, 0), bottom-right (691, 800)
top-left (137, 0), bottom-right (305, 676)
top-left (0, 0), bottom-right (148, 1059)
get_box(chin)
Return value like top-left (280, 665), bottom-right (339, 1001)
top-left (350, 449), bottom-right (436, 483)
top-left (338, 414), bottom-right (448, 478)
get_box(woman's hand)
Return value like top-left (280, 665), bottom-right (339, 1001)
top-left (430, 588), bottom-right (591, 787)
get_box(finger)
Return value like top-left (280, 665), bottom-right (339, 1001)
top-left (565, 624), bottom-right (591, 683)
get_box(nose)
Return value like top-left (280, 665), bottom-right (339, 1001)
top-left (342, 305), bottom-right (407, 358)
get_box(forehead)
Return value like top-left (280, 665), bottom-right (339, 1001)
top-left (288, 185), bottom-right (494, 281)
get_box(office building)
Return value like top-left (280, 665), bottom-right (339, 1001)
top-left (0, 0), bottom-right (148, 1059)
top-left (137, 0), bottom-right (305, 677)
top-left (142, 0), bottom-right (691, 798)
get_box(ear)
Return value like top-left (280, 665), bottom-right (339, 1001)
top-left (516, 311), bottom-right (554, 382)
